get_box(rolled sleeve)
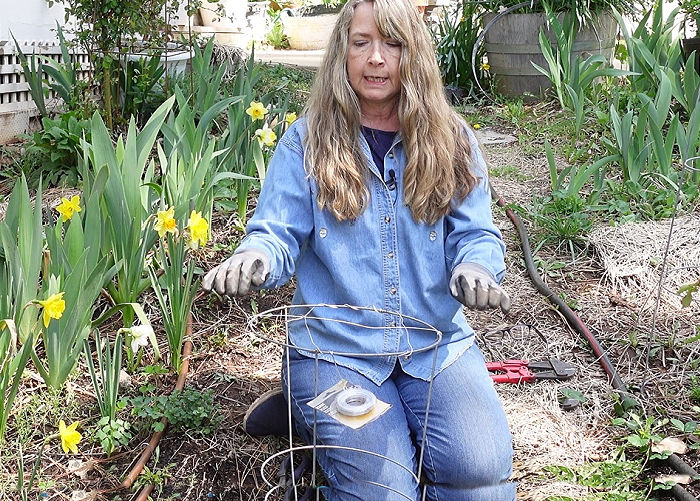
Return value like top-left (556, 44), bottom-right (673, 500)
top-left (236, 122), bottom-right (314, 288)
top-left (445, 128), bottom-right (506, 283)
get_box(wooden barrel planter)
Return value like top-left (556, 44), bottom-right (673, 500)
top-left (483, 12), bottom-right (618, 99)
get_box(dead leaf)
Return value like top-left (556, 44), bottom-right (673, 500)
top-left (70, 490), bottom-right (97, 501)
top-left (652, 437), bottom-right (688, 455)
top-left (67, 458), bottom-right (94, 479)
top-left (654, 474), bottom-right (694, 485)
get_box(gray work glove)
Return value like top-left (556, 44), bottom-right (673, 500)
top-left (201, 248), bottom-right (270, 296)
top-left (449, 262), bottom-right (511, 314)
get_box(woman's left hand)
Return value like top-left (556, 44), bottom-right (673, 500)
top-left (449, 263), bottom-right (511, 314)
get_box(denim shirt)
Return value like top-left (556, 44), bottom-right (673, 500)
top-left (237, 118), bottom-right (506, 384)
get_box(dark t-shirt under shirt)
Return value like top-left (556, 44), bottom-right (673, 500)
top-left (361, 126), bottom-right (396, 178)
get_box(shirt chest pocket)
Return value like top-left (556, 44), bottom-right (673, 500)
top-left (310, 199), bottom-right (383, 271)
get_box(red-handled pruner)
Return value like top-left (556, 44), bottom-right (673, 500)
top-left (487, 358), bottom-right (577, 383)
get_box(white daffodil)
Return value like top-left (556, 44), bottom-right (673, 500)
top-left (128, 324), bottom-right (153, 353)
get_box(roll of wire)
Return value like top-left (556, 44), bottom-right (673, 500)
top-left (335, 387), bottom-right (377, 417)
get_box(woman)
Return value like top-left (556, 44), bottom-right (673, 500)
top-left (202, 0), bottom-right (515, 499)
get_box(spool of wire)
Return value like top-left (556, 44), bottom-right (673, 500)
top-left (335, 387), bottom-right (376, 417)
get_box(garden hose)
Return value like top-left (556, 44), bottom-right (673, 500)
top-left (490, 183), bottom-right (700, 500)
top-left (490, 183), bottom-right (624, 389)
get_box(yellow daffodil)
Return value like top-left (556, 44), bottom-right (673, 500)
top-left (285, 112), bottom-right (297, 125)
top-left (38, 292), bottom-right (66, 328)
top-left (187, 210), bottom-right (209, 250)
top-left (58, 420), bottom-right (82, 454)
top-left (245, 101), bottom-right (268, 121)
top-left (255, 124), bottom-right (277, 147)
top-left (473, 123), bottom-right (481, 130)
top-left (154, 206), bottom-right (177, 238)
top-left (55, 195), bottom-right (82, 222)
top-left (480, 62), bottom-right (491, 71)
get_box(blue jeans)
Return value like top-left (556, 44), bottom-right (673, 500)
top-left (282, 344), bottom-right (516, 501)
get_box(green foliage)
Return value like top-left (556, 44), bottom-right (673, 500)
top-left (171, 38), bottom-right (227, 121)
top-left (251, 62), bottom-right (313, 114)
top-left (522, 193), bottom-right (593, 255)
top-left (431, 0), bottom-right (486, 96)
top-left (42, 24), bottom-right (90, 113)
top-left (79, 97), bottom-right (175, 326)
top-left (689, 375), bottom-right (700, 400)
top-left (0, 175), bottom-right (43, 344)
top-left (612, 412), bottom-right (670, 460)
top-left (24, 112), bottom-right (91, 188)
top-left (119, 54), bottom-right (168, 125)
top-left (533, 5), bottom-right (634, 134)
top-left (545, 139), bottom-right (609, 200)
top-left (266, 10), bottom-right (290, 49)
top-left (35, 185), bottom-right (119, 389)
top-left (148, 231), bottom-right (197, 372)
top-left (13, 24), bottom-right (92, 120)
top-left (485, 0), bottom-right (637, 24)
top-left (559, 387), bottom-right (587, 404)
top-left (48, 0), bottom-right (181, 127)
top-left (84, 331), bottom-right (123, 422)
top-left (504, 99), bottom-right (526, 126)
top-left (11, 35), bottom-right (48, 118)
top-left (489, 164), bottom-right (531, 181)
top-left (213, 54), bottom-right (293, 223)
top-left (8, 385), bottom-right (81, 446)
top-left (615, 1), bottom-right (684, 96)
top-left (15, 441), bottom-right (45, 501)
top-left (134, 462), bottom-right (174, 490)
top-left (601, 87), bottom-right (661, 183)
top-left (94, 416), bottom-right (132, 455)
top-left (544, 460), bottom-right (648, 500)
top-left (130, 387), bottom-right (220, 434)
top-left (679, 279), bottom-right (699, 307)
top-left (680, 0), bottom-right (700, 29)
top-left (0, 322), bottom-right (33, 443)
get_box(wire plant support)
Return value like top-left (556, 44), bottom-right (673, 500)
top-left (647, 156), bottom-right (700, 347)
top-left (247, 304), bottom-right (443, 501)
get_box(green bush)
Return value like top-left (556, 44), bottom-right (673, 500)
top-left (431, 0), bottom-right (486, 98)
top-left (23, 112), bottom-right (90, 188)
top-left (130, 387), bottom-right (221, 435)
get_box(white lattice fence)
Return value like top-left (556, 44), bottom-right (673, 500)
top-left (0, 41), bottom-right (91, 144)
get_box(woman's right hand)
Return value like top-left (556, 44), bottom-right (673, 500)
top-left (201, 248), bottom-right (270, 296)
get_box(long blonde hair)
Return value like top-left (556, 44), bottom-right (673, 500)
top-left (304, 0), bottom-right (476, 225)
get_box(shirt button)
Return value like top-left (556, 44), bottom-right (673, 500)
top-left (403, 354), bottom-right (411, 361)
top-left (390, 287), bottom-right (397, 295)
top-left (388, 152), bottom-right (394, 159)
top-left (319, 228), bottom-right (327, 238)
top-left (385, 216), bottom-right (391, 223)
top-left (387, 251), bottom-right (394, 259)
top-left (429, 230), bottom-right (437, 241)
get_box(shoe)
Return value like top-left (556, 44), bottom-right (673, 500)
top-left (243, 387), bottom-right (293, 437)
top-left (284, 485), bottom-right (314, 501)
